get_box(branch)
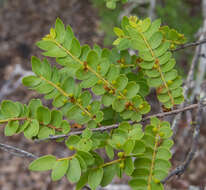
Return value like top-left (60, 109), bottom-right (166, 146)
top-left (36, 102), bottom-right (206, 142)
top-left (0, 142), bottom-right (38, 159)
top-left (162, 95), bottom-right (205, 183)
top-left (173, 38), bottom-right (206, 52)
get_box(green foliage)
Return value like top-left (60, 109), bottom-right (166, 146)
top-left (114, 16), bottom-right (184, 108)
top-left (0, 16), bottom-right (185, 190)
top-left (34, 18), bottom-right (150, 123)
top-left (0, 99), bottom-right (71, 139)
top-left (129, 118), bottom-right (173, 190)
top-left (27, 119), bottom-right (173, 189)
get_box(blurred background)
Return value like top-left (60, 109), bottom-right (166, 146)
top-left (0, 0), bottom-right (205, 189)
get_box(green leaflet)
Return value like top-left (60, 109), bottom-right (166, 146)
top-left (67, 157), bottom-right (81, 183)
top-left (51, 160), bottom-right (69, 181)
top-left (124, 157), bottom-right (134, 176)
top-left (76, 172), bottom-right (89, 190)
top-left (28, 99), bottom-right (42, 117)
top-left (24, 119), bottom-right (39, 139)
top-left (36, 106), bottom-right (51, 125)
top-left (88, 168), bottom-right (103, 190)
top-left (4, 121), bottom-right (19, 136)
top-left (100, 164), bottom-right (117, 187)
top-left (66, 105), bottom-right (90, 124)
top-left (122, 139), bottom-right (135, 155)
top-left (132, 141), bottom-right (145, 155)
top-left (1, 100), bottom-right (21, 118)
top-left (77, 139), bottom-right (93, 152)
top-left (55, 18), bottom-right (66, 44)
top-left (29, 155), bottom-right (56, 171)
top-left (114, 74), bottom-right (128, 91)
top-left (124, 82), bottom-right (140, 99)
top-left (76, 155), bottom-right (87, 172)
top-left (105, 145), bottom-right (114, 160)
top-left (65, 135), bottom-right (81, 150)
top-left (22, 76), bottom-right (42, 87)
top-left (50, 110), bottom-right (62, 127)
top-left (37, 127), bottom-right (55, 139)
top-left (77, 151), bottom-right (95, 166)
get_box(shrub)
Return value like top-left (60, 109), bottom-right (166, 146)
top-left (0, 16), bottom-right (187, 190)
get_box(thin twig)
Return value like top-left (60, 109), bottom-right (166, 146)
top-left (162, 95), bottom-right (204, 183)
top-left (36, 102), bottom-right (206, 142)
top-left (173, 38), bottom-right (206, 52)
top-left (0, 143), bottom-right (38, 159)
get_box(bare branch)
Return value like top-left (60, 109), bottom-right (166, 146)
top-left (173, 38), bottom-right (206, 52)
top-left (36, 102), bottom-right (206, 142)
top-left (0, 143), bottom-right (38, 159)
